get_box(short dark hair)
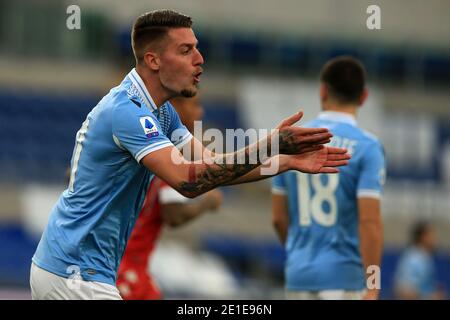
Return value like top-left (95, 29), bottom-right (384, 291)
top-left (320, 56), bottom-right (366, 104)
top-left (411, 221), bottom-right (432, 245)
top-left (131, 10), bottom-right (193, 64)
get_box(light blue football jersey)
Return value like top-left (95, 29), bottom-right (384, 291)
top-left (272, 111), bottom-right (385, 291)
top-left (394, 247), bottom-right (439, 298)
top-left (32, 69), bottom-right (192, 285)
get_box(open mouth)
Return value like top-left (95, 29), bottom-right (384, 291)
top-left (193, 71), bottom-right (202, 83)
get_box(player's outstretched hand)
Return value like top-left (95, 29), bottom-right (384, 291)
top-left (286, 146), bottom-right (351, 174)
top-left (276, 111), bottom-right (333, 155)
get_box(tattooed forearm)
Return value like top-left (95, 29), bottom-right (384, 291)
top-left (180, 138), bottom-right (272, 197)
top-left (180, 162), bottom-right (256, 195)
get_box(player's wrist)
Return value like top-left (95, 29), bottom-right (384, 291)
top-left (280, 154), bottom-right (298, 173)
top-left (263, 155), bottom-right (289, 176)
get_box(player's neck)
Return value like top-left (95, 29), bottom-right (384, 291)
top-left (322, 104), bottom-right (358, 117)
top-left (135, 65), bottom-right (171, 108)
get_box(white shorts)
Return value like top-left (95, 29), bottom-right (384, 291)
top-left (30, 263), bottom-right (122, 300)
top-left (286, 289), bottom-right (366, 300)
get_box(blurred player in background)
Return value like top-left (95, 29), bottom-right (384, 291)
top-left (394, 221), bottom-right (446, 300)
top-left (117, 96), bottom-right (223, 300)
top-left (272, 56), bottom-right (385, 300)
top-left (30, 10), bottom-right (350, 300)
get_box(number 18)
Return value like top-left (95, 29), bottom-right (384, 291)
top-left (296, 172), bottom-right (339, 227)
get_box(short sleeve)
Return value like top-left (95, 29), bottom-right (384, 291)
top-left (165, 102), bottom-right (193, 150)
top-left (272, 173), bottom-right (288, 195)
top-left (112, 102), bottom-right (173, 163)
top-left (357, 141), bottom-right (386, 199)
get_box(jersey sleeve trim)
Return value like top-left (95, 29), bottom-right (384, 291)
top-left (135, 141), bottom-right (173, 163)
top-left (271, 187), bottom-right (287, 195)
top-left (357, 189), bottom-right (381, 199)
top-left (173, 132), bottom-right (193, 150)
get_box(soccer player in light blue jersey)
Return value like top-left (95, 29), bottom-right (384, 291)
top-left (30, 10), bottom-right (351, 299)
top-left (272, 56), bottom-right (385, 300)
top-left (394, 221), bottom-right (446, 300)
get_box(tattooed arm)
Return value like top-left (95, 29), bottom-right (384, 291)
top-left (142, 111), bottom-right (349, 198)
top-left (183, 111), bottom-right (349, 187)
top-left (142, 113), bottom-right (348, 198)
top-left (142, 134), bottom-right (275, 198)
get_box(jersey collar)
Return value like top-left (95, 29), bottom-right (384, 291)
top-left (318, 111), bottom-right (357, 126)
top-left (128, 68), bottom-right (158, 112)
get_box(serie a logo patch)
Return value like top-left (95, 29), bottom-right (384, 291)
top-left (139, 116), bottom-right (159, 138)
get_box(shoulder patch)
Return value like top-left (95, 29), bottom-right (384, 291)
top-left (139, 116), bottom-right (159, 138)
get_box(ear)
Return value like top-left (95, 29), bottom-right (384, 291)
top-left (359, 88), bottom-right (368, 106)
top-left (319, 83), bottom-right (328, 103)
top-left (143, 51), bottom-right (160, 71)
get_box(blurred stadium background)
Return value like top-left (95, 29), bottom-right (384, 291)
top-left (0, 0), bottom-right (450, 299)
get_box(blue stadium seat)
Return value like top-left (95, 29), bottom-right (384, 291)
top-left (0, 224), bottom-right (38, 287)
top-left (0, 90), bottom-right (98, 183)
top-left (374, 50), bottom-right (407, 80)
top-left (424, 55), bottom-right (450, 84)
top-left (228, 34), bottom-right (262, 66)
top-left (278, 40), bottom-right (310, 72)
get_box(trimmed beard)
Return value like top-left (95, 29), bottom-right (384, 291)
top-left (180, 88), bottom-right (197, 98)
